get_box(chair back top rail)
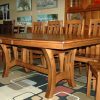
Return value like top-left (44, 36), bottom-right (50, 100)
top-left (64, 19), bottom-right (85, 36)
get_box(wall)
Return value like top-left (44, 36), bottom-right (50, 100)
top-left (0, 0), bottom-right (65, 25)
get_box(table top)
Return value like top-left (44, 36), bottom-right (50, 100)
top-left (0, 33), bottom-right (100, 50)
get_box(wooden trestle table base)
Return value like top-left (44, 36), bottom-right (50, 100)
top-left (0, 33), bottom-right (100, 98)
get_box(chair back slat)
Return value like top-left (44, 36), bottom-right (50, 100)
top-left (95, 45), bottom-right (100, 59)
top-left (98, 25), bottom-right (100, 36)
top-left (32, 22), bottom-right (46, 34)
top-left (88, 19), bottom-right (100, 36)
top-left (46, 20), bottom-right (63, 34)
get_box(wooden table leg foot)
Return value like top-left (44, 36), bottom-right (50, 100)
top-left (45, 88), bottom-right (55, 98)
top-left (67, 79), bottom-right (76, 87)
top-left (24, 68), bottom-right (31, 73)
top-left (2, 68), bottom-right (9, 77)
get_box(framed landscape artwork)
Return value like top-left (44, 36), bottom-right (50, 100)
top-left (17, 16), bottom-right (32, 25)
top-left (37, 14), bottom-right (58, 22)
top-left (36, 0), bottom-right (57, 9)
top-left (16, 0), bottom-right (32, 11)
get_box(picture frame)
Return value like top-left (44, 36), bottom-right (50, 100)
top-left (16, 0), bottom-right (32, 11)
top-left (0, 4), bottom-right (10, 20)
top-left (67, 13), bottom-right (83, 20)
top-left (37, 14), bottom-right (58, 22)
top-left (36, 0), bottom-right (58, 10)
top-left (17, 16), bottom-right (32, 25)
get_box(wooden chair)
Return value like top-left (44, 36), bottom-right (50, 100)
top-left (27, 26), bottom-right (32, 33)
top-left (32, 21), bottom-right (46, 34)
top-left (83, 19), bottom-right (100, 100)
top-left (30, 20), bottom-right (63, 68)
top-left (46, 20), bottom-right (63, 34)
top-left (75, 19), bottom-right (100, 73)
top-left (64, 19), bottom-right (85, 73)
top-left (87, 61), bottom-right (100, 100)
top-left (29, 22), bottom-right (47, 66)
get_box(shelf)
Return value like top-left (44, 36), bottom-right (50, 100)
top-left (66, 4), bottom-right (100, 13)
top-left (85, 4), bottom-right (100, 11)
top-left (67, 6), bottom-right (85, 13)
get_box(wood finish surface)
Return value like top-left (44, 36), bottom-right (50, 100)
top-left (0, 33), bottom-right (99, 49)
top-left (0, 33), bottom-right (100, 98)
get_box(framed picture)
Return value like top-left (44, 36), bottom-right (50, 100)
top-left (16, 0), bottom-right (32, 11)
top-left (37, 14), bottom-right (58, 22)
top-left (36, 0), bottom-right (58, 9)
top-left (17, 16), bottom-right (32, 25)
top-left (67, 13), bottom-right (82, 20)
top-left (0, 4), bottom-right (10, 20)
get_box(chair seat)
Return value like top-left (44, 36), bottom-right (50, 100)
top-left (75, 54), bottom-right (100, 63)
top-left (89, 61), bottom-right (100, 77)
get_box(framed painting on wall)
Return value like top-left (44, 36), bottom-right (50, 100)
top-left (0, 4), bottom-right (10, 20)
top-left (16, 0), bottom-right (32, 11)
top-left (36, 0), bottom-right (58, 9)
top-left (37, 14), bottom-right (58, 22)
top-left (67, 13), bottom-right (83, 20)
top-left (17, 16), bottom-right (32, 25)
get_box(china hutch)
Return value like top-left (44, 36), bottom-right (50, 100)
top-left (65, 0), bottom-right (100, 27)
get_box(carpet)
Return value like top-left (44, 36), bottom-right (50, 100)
top-left (0, 66), bottom-right (95, 100)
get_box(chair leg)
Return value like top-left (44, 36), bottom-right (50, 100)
top-left (29, 50), bottom-right (33, 64)
top-left (92, 77), bottom-right (96, 90)
top-left (0, 50), bottom-right (3, 61)
top-left (96, 74), bottom-right (100, 100)
top-left (41, 56), bottom-right (47, 68)
top-left (87, 65), bottom-right (92, 96)
top-left (79, 62), bottom-right (82, 74)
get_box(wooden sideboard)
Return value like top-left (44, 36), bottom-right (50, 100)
top-left (0, 20), bottom-right (14, 34)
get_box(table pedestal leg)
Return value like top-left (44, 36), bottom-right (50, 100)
top-left (43, 49), bottom-right (76, 98)
top-left (1, 44), bottom-right (16, 77)
top-left (43, 49), bottom-right (56, 98)
top-left (64, 49), bottom-right (76, 87)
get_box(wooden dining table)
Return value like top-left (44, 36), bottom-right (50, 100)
top-left (0, 33), bottom-right (100, 98)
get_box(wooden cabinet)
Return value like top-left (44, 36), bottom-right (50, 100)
top-left (65, 0), bottom-right (100, 26)
top-left (13, 26), bottom-right (26, 34)
top-left (0, 20), bottom-right (14, 34)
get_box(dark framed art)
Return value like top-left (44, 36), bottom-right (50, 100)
top-left (16, 0), bottom-right (32, 11)
top-left (36, 0), bottom-right (58, 9)
top-left (0, 3), bottom-right (10, 20)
